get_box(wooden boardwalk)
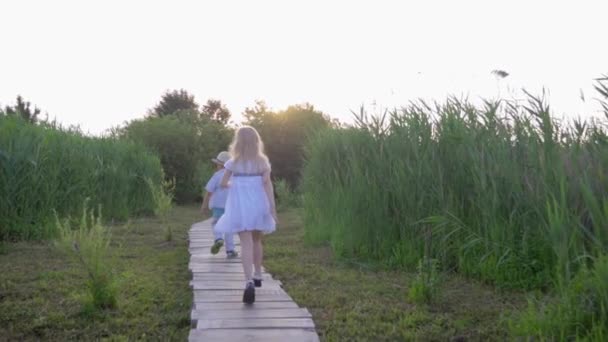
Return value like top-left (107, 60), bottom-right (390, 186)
top-left (188, 220), bottom-right (319, 342)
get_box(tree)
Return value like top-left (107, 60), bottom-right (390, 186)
top-left (150, 89), bottom-right (199, 117)
top-left (243, 102), bottom-right (332, 187)
top-left (122, 110), bottom-right (233, 203)
top-left (201, 99), bottom-right (231, 124)
top-left (3, 95), bottom-right (41, 123)
top-left (243, 100), bottom-right (272, 127)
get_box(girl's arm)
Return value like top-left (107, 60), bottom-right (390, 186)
top-left (220, 170), bottom-right (232, 188)
top-left (262, 170), bottom-right (278, 223)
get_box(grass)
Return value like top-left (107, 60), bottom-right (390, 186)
top-left (301, 86), bottom-right (608, 338)
top-left (146, 177), bottom-right (176, 242)
top-left (56, 203), bottom-right (118, 312)
top-left (0, 116), bottom-right (163, 241)
top-left (265, 209), bottom-right (526, 341)
top-left (0, 205), bottom-right (199, 341)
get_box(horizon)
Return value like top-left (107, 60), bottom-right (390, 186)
top-left (1, 0), bottom-right (607, 135)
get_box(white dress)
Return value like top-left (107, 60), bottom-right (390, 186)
top-left (213, 159), bottom-right (276, 234)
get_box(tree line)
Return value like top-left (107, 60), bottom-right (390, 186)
top-left (2, 90), bottom-right (333, 202)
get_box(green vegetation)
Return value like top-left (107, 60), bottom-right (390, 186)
top-left (121, 106), bottom-right (232, 203)
top-left (244, 101), bottom-right (333, 187)
top-left (302, 82), bottom-right (608, 339)
top-left (408, 258), bottom-right (441, 304)
top-left (0, 116), bottom-right (163, 241)
top-left (265, 210), bottom-right (525, 341)
top-left (146, 177), bottom-right (176, 242)
top-left (56, 202), bottom-right (117, 312)
top-left (275, 178), bottom-right (300, 212)
top-left (0, 205), bottom-right (195, 340)
top-left (0, 95), bottom-right (42, 124)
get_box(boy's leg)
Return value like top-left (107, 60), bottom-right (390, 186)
top-left (212, 217), bottom-right (223, 241)
top-left (210, 208), bottom-right (224, 255)
top-left (224, 233), bottom-right (237, 256)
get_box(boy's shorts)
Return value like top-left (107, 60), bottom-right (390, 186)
top-left (211, 208), bottom-right (225, 224)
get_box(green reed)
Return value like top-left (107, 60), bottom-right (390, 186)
top-left (0, 117), bottom-right (163, 240)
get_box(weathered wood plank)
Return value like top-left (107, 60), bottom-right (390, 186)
top-left (189, 264), bottom-right (253, 272)
top-left (187, 220), bottom-right (318, 340)
top-left (190, 280), bottom-right (282, 290)
top-left (192, 308), bottom-right (311, 320)
top-left (192, 273), bottom-right (273, 281)
top-left (194, 289), bottom-right (288, 296)
top-left (197, 318), bottom-right (316, 330)
top-left (189, 328), bottom-right (319, 342)
top-left (193, 292), bottom-right (292, 303)
top-left (193, 301), bottom-right (299, 311)
top-left (189, 258), bottom-right (242, 264)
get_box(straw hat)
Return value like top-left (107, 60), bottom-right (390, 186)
top-left (212, 151), bottom-right (231, 166)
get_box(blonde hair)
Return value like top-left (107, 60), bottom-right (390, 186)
top-left (229, 126), bottom-right (270, 173)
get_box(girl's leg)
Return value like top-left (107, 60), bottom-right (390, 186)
top-left (252, 230), bottom-right (263, 278)
top-left (238, 231), bottom-right (254, 281)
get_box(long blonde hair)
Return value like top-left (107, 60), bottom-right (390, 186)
top-left (229, 126), bottom-right (270, 173)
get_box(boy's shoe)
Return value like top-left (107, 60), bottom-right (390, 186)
top-left (253, 277), bottom-right (262, 288)
top-left (243, 281), bottom-right (255, 304)
top-left (210, 239), bottom-right (224, 255)
top-left (226, 250), bottom-right (239, 259)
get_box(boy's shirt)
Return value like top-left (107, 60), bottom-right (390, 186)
top-left (205, 169), bottom-right (228, 209)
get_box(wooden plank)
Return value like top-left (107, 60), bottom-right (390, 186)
top-left (189, 258), bottom-right (242, 264)
top-left (192, 308), bottom-right (311, 320)
top-left (190, 261), bottom-right (261, 267)
top-left (194, 292), bottom-right (292, 303)
top-left (192, 273), bottom-right (273, 281)
top-left (194, 289), bottom-right (288, 297)
top-left (190, 267), bottom-right (267, 274)
top-left (189, 264), bottom-right (249, 271)
top-left (194, 301), bottom-right (299, 311)
top-left (191, 255), bottom-right (242, 261)
top-left (187, 220), bottom-right (319, 341)
top-left (190, 281), bottom-right (282, 290)
top-left (189, 328), bottom-right (319, 342)
top-left (197, 318), bottom-right (315, 330)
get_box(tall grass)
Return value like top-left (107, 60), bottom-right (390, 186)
top-left (0, 116), bottom-right (163, 240)
top-left (146, 176), bottom-right (175, 241)
top-left (275, 178), bottom-right (300, 211)
top-left (303, 92), bottom-right (608, 288)
top-left (303, 85), bottom-right (608, 338)
top-left (55, 202), bottom-right (117, 312)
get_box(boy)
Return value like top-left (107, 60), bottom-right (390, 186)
top-left (201, 151), bottom-right (238, 258)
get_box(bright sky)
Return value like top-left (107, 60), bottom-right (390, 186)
top-left (1, 0), bottom-right (607, 135)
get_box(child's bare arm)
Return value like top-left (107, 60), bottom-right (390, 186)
top-left (263, 171), bottom-right (277, 222)
top-left (220, 170), bottom-right (232, 188)
top-left (201, 192), bottom-right (211, 214)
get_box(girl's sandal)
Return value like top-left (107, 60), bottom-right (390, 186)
top-left (253, 277), bottom-right (262, 288)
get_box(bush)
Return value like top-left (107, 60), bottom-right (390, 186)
top-left (275, 179), bottom-right (300, 211)
top-left (408, 258), bottom-right (441, 304)
top-left (0, 116), bottom-right (163, 241)
top-left (146, 176), bottom-right (175, 241)
top-left (244, 102), bottom-right (333, 187)
top-left (511, 254), bottom-right (608, 340)
top-left (122, 111), bottom-right (231, 203)
top-left (55, 202), bottom-right (117, 311)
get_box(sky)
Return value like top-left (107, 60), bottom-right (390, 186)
top-left (1, 0), bottom-right (607, 135)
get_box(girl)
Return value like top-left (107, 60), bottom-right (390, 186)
top-left (213, 126), bottom-right (277, 304)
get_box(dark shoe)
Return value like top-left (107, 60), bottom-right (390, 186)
top-left (253, 277), bottom-right (262, 288)
top-left (243, 282), bottom-right (255, 304)
top-left (210, 239), bottom-right (224, 255)
top-left (226, 250), bottom-right (239, 259)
